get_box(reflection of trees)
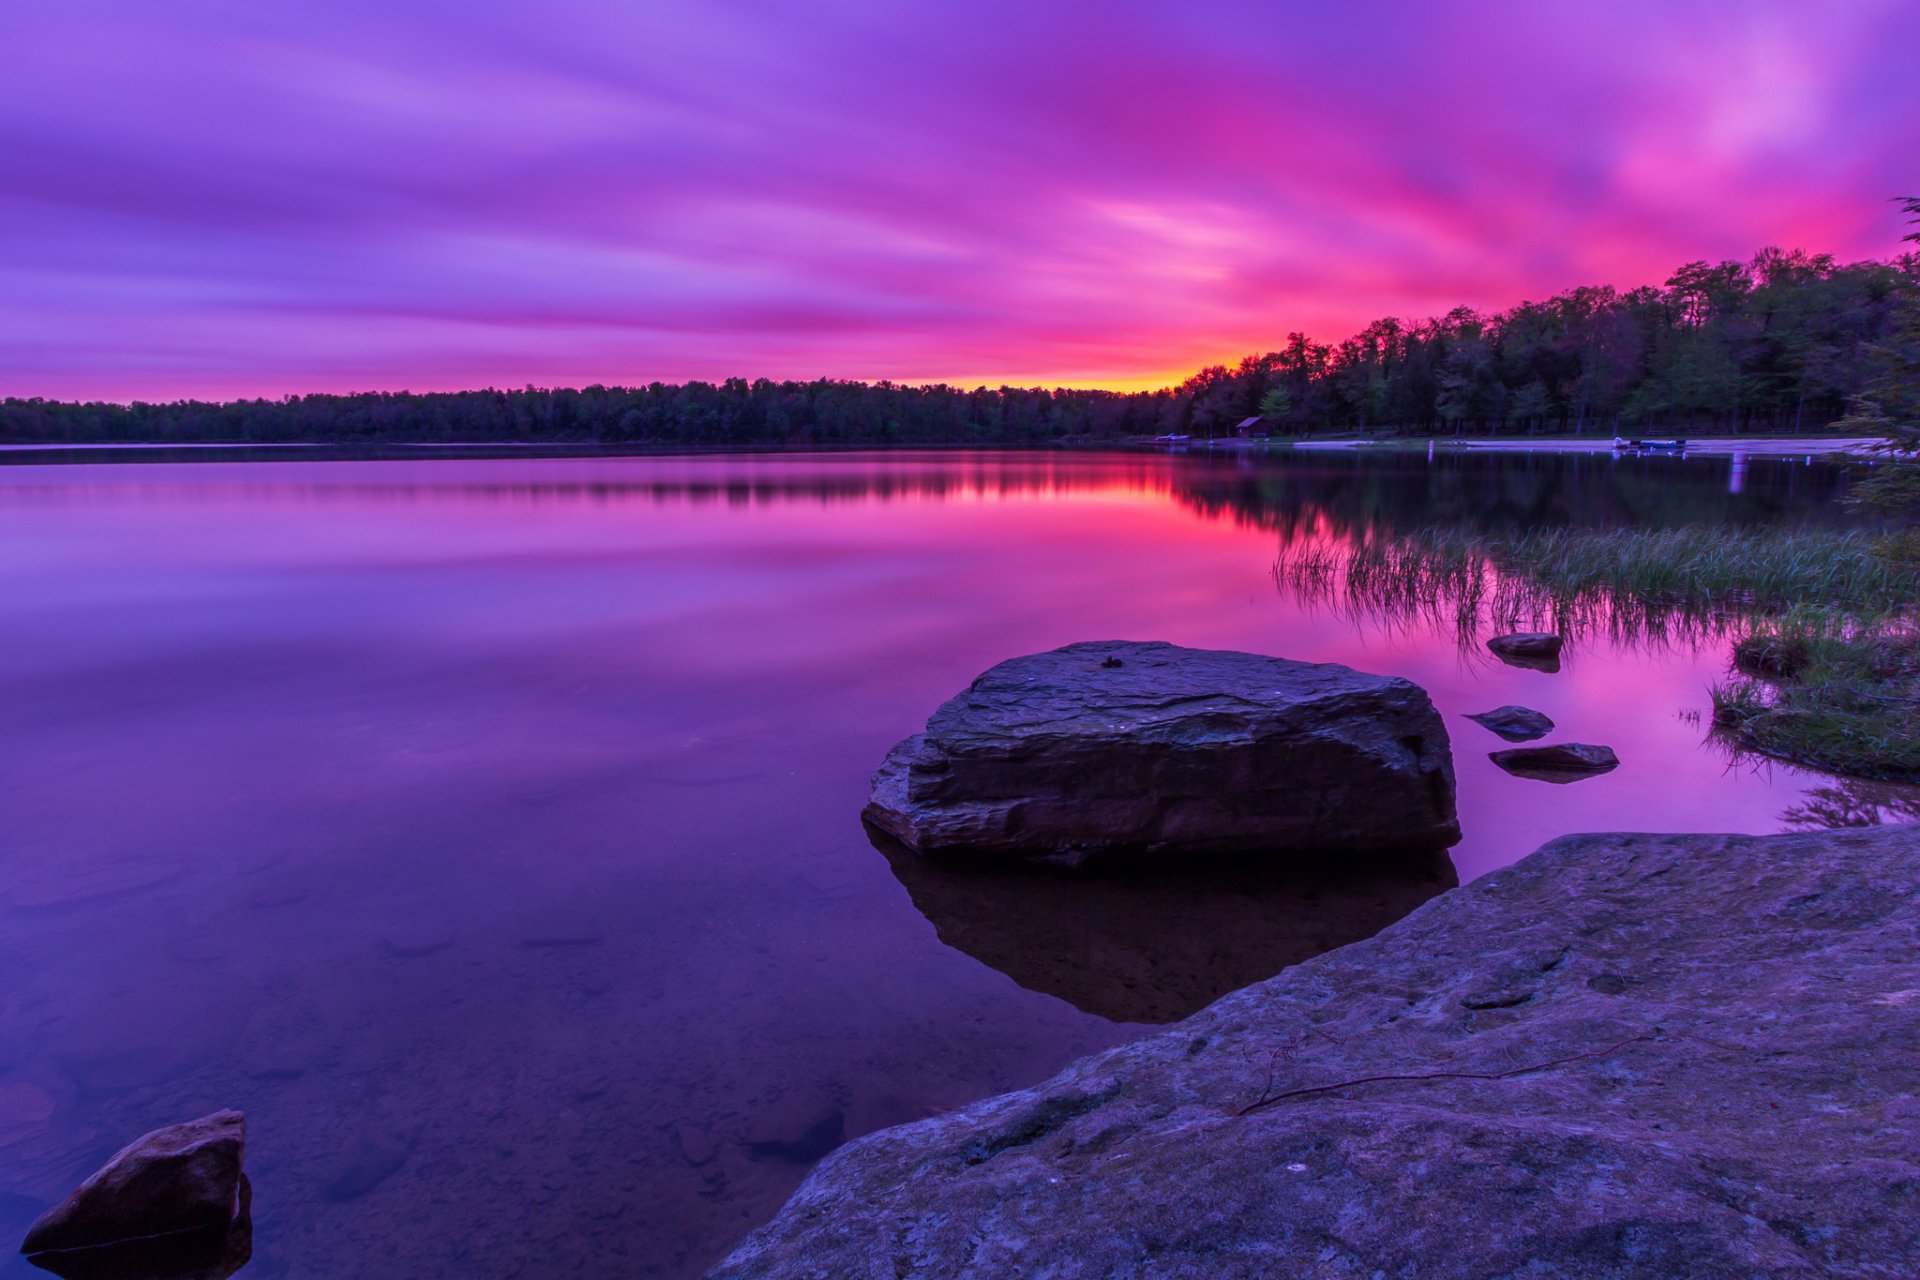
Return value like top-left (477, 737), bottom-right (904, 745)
top-left (1170, 449), bottom-right (1853, 544)
top-left (1780, 778), bottom-right (1920, 830)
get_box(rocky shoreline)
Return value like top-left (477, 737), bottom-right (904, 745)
top-left (713, 823), bottom-right (1920, 1278)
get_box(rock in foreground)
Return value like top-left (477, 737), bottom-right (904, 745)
top-left (22, 1111), bottom-right (250, 1278)
top-left (863, 641), bottom-right (1458, 865)
top-left (713, 825), bottom-right (1920, 1279)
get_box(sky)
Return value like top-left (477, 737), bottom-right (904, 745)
top-left (4, 0), bottom-right (1918, 402)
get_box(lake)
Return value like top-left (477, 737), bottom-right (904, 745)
top-left (1, 448), bottom-right (1912, 1279)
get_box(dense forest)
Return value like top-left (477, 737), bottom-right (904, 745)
top-left (6, 235), bottom-right (1917, 446)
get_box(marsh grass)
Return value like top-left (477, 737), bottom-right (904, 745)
top-left (1276, 524), bottom-right (1920, 780)
top-left (1711, 615), bottom-right (1920, 782)
top-left (1279, 525), bottom-right (1917, 647)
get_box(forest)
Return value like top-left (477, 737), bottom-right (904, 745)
top-left (6, 238), bottom-right (1917, 446)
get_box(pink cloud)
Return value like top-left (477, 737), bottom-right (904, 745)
top-left (3, 0), bottom-right (1916, 401)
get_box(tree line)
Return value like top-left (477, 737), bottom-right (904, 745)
top-left (5, 233), bottom-right (1917, 446)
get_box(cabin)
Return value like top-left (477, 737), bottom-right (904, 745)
top-left (1234, 416), bottom-right (1264, 439)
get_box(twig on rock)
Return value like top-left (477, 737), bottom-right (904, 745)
top-left (1234, 1029), bottom-right (1657, 1117)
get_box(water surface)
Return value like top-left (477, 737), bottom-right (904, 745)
top-left (1, 449), bottom-right (1910, 1278)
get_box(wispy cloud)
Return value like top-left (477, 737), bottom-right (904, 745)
top-left (4, 0), bottom-right (1916, 400)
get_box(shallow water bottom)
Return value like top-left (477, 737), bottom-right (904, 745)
top-left (1, 450), bottom-right (1913, 1278)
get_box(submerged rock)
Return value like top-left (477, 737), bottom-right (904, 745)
top-left (872, 826), bottom-right (1456, 1023)
top-left (1464, 704), bottom-right (1555, 741)
top-left (1490, 742), bottom-right (1620, 781)
top-left (322, 1129), bottom-right (410, 1202)
top-left (712, 825), bottom-right (1920, 1279)
top-left (21, 1111), bottom-right (249, 1278)
top-left (863, 640), bottom-right (1459, 866)
top-left (745, 1108), bottom-right (845, 1165)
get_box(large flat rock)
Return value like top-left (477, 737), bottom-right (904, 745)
top-left (713, 824), bottom-right (1920, 1278)
top-left (863, 641), bottom-right (1459, 864)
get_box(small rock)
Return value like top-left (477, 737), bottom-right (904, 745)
top-left (676, 1125), bottom-right (715, 1167)
top-left (1489, 743), bottom-right (1619, 781)
top-left (323, 1130), bottom-right (409, 1202)
top-left (22, 1110), bottom-right (247, 1256)
top-left (745, 1108), bottom-right (845, 1164)
top-left (1464, 705), bottom-right (1555, 741)
top-left (1486, 632), bottom-right (1564, 659)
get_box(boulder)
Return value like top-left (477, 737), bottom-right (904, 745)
top-left (863, 641), bottom-right (1459, 866)
top-left (1486, 631), bottom-right (1564, 659)
top-left (21, 1111), bottom-right (248, 1273)
top-left (711, 825), bottom-right (1920, 1279)
top-left (1490, 742), bottom-right (1619, 781)
top-left (1464, 704), bottom-right (1554, 741)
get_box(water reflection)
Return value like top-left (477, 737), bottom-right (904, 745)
top-left (0, 446), bottom-right (1854, 536)
top-left (24, 1184), bottom-right (250, 1280)
top-left (871, 828), bottom-right (1458, 1024)
top-left (0, 447), bottom-right (1907, 1280)
top-left (1780, 778), bottom-right (1920, 830)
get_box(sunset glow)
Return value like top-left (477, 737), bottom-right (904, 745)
top-left (5, 0), bottom-right (1918, 401)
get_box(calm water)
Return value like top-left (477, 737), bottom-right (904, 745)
top-left (1, 449), bottom-right (1912, 1278)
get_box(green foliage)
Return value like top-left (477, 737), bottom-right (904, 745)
top-left (1280, 525), bottom-right (1920, 781)
top-left (1835, 197), bottom-right (1920, 508)
top-left (1711, 619), bottom-right (1920, 782)
top-left (6, 221), bottom-right (1920, 445)
top-left (1279, 525), bottom-right (1917, 642)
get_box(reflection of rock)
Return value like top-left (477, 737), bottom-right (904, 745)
top-left (1489, 743), bottom-right (1619, 781)
top-left (717, 825), bottom-right (1920, 1280)
top-left (864, 641), bottom-right (1459, 867)
top-left (872, 827), bottom-right (1458, 1023)
top-left (25, 1183), bottom-right (250, 1280)
top-left (1464, 705), bottom-right (1554, 741)
top-left (21, 1111), bottom-right (250, 1280)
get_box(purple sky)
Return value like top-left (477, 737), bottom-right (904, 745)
top-left (6, 0), bottom-right (1918, 401)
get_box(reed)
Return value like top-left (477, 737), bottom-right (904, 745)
top-left (1711, 616), bottom-right (1920, 782)
top-left (1276, 524), bottom-right (1920, 781)
top-left (1277, 525), bottom-right (1916, 644)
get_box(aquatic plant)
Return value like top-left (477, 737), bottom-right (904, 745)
top-left (1276, 525), bottom-right (1917, 648)
top-left (1277, 524), bottom-right (1920, 781)
top-left (1711, 616), bottom-right (1920, 782)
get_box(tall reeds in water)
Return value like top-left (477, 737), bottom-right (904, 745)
top-left (1276, 524), bottom-right (1920, 780)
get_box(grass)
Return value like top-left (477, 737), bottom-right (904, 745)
top-left (1711, 616), bottom-right (1920, 782)
top-left (1276, 523), bottom-right (1920, 782)
top-left (1277, 525), bottom-right (1917, 646)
